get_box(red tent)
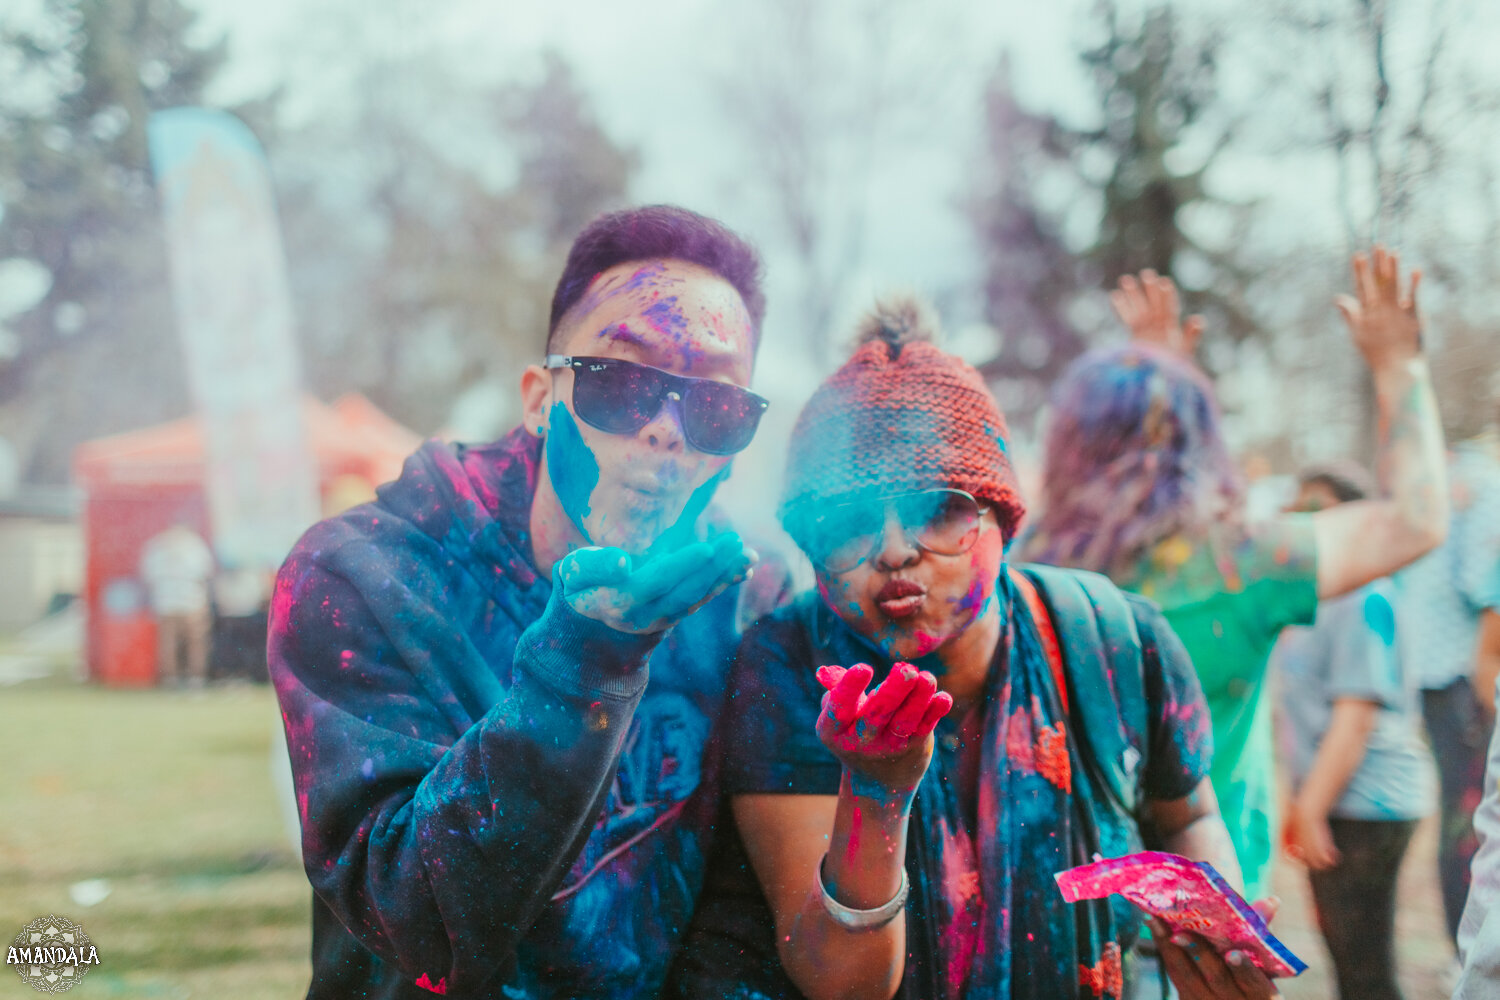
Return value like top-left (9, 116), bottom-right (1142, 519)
top-left (72, 394), bottom-right (423, 686)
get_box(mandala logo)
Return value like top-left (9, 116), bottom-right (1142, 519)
top-left (6, 915), bottom-right (101, 993)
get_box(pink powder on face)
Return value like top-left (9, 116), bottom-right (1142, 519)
top-left (1055, 852), bottom-right (1306, 978)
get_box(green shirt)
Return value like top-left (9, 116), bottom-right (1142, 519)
top-left (1121, 517), bottom-right (1319, 899)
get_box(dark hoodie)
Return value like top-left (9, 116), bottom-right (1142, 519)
top-left (269, 427), bottom-right (788, 999)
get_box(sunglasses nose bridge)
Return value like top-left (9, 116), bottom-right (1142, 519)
top-left (640, 389), bottom-right (687, 452)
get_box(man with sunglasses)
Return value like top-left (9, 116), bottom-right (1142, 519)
top-left (269, 205), bottom-right (789, 999)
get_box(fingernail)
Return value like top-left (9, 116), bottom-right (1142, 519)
top-left (1171, 934), bottom-right (1192, 948)
top-left (1227, 951), bottom-right (1244, 966)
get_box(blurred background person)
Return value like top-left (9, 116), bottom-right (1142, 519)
top-left (210, 562), bottom-right (272, 683)
top-left (1021, 249), bottom-right (1448, 902)
top-left (1395, 428), bottom-right (1500, 959)
top-left (1272, 460), bottom-right (1436, 1000)
top-left (139, 519), bottom-right (215, 689)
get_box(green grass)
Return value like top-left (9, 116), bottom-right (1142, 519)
top-left (0, 678), bottom-right (311, 998)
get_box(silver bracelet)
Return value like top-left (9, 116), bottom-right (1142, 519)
top-left (816, 853), bottom-right (910, 931)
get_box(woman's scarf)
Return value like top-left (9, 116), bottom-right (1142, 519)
top-left (892, 570), bottom-right (1125, 999)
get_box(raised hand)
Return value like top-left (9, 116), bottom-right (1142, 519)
top-left (1335, 246), bottom-right (1423, 371)
top-left (815, 662), bottom-right (953, 800)
top-left (1110, 269), bottom-right (1205, 357)
top-left (558, 532), bottom-right (755, 634)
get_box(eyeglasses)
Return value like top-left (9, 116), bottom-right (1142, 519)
top-left (544, 355), bottom-right (769, 456)
top-left (794, 488), bottom-right (992, 575)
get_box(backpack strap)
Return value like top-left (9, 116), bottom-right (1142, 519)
top-left (1012, 564), bottom-right (1149, 817)
top-left (1010, 571), bottom-right (1069, 715)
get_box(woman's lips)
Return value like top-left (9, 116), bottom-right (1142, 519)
top-left (875, 579), bottom-right (926, 619)
top-left (877, 594), bottom-right (925, 618)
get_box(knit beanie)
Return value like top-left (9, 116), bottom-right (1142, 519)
top-left (780, 297), bottom-right (1026, 541)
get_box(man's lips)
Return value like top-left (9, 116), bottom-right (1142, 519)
top-left (875, 579), bottom-right (926, 618)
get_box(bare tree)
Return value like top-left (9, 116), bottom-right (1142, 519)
top-left (1248, 0), bottom-right (1500, 455)
top-left (716, 0), bottom-right (967, 368)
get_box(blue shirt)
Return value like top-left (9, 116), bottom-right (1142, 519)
top-left (1273, 580), bottom-right (1436, 821)
top-left (1397, 445), bottom-right (1500, 690)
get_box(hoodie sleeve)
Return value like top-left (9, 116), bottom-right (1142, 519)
top-left (269, 545), bottom-right (660, 994)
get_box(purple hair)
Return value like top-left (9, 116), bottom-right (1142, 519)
top-left (547, 204), bottom-right (766, 352)
top-left (1021, 342), bottom-right (1243, 578)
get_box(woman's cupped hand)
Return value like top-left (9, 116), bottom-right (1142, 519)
top-left (815, 663), bottom-right (954, 802)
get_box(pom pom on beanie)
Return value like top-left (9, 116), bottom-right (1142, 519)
top-left (780, 296), bottom-right (1025, 542)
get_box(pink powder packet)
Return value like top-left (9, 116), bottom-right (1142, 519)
top-left (1055, 851), bottom-right (1306, 978)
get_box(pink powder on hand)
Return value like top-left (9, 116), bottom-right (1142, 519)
top-left (1054, 851), bottom-right (1306, 978)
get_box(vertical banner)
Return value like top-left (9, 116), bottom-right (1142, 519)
top-left (148, 108), bottom-right (321, 570)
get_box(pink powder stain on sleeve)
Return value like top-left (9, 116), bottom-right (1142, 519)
top-left (413, 973), bottom-right (448, 994)
top-left (269, 579), bottom-right (297, 632)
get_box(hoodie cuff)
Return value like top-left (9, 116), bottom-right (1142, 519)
top-left (516, 586), bottom-right (661, 701)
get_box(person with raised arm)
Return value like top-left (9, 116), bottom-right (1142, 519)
top-left (1270, 461), bottom-right (1437, 1000)
top-left (1022, 247), bottom-right (1448, 904)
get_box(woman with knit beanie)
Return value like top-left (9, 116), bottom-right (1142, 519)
top-left (669, 299), bottom-right (1269, 1000)
top-left (1021, 249), bottom-right (1447, 907)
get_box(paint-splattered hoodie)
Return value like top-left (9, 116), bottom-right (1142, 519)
top-left (269, 427), bottom-right (789, 999)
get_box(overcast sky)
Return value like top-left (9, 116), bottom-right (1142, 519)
top-left (184, 0), bottom-right (1098, 340)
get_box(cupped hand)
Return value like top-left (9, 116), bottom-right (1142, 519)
top-left (1335, 245), bottom-right (1423, 371)
top-left (559, 532), bottom-right (755, 634)
top-left (815, 662), bottom-right (953, 800)
top-left (1149, 910), bottom-right (1283, 1000)
top-left (1111, 269), bottom-right (1205, 358)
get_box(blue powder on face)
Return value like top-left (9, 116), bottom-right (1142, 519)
top-left (645, 464), bottom-right (732, 561)
top-left (546, 402), bottom-right (600, 543)
top-left (1363, 590), bottom-right (1397, 646)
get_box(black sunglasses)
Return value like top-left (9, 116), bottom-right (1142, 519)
top-left (794, 488), bottom-right (992, 575)
top-left (544, 355), bottom-right (769, 456)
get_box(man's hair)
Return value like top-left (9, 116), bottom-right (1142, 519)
top-left (546, 205), bottom-right (766, 352)
top-left (1298, 460), bottom-right (1375, 504)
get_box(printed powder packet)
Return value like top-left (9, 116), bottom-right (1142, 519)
top-left (1054, 851), bottom-right (1306, 978)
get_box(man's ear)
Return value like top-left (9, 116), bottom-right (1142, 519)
top-left (519, 364), bottom-right (552, 437)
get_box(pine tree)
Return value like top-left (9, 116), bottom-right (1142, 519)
top-left (967, 57), bottom-right (1087, 433)
top-left (1078, 3), bottom-right (1257, 345)
top-left (968, 2), bottom-right (1260, 432)
top-left (0, 0), bottom-right (227, 482)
